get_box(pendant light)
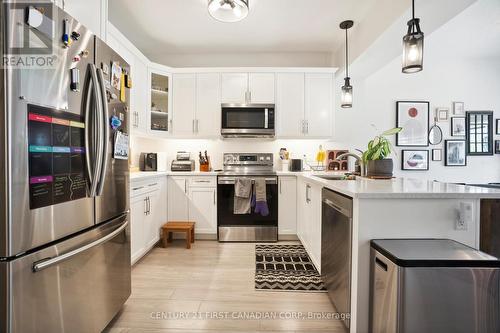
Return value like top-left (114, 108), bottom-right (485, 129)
top-left (208, 0), bottom-right (249, 23)
top-left (340, 20), bottom-right (354, 108)
top-left (402, 0), bottom-right (424, 73)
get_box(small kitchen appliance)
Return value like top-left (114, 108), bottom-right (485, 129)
top-left (140, 153), bottom-right (158, 171)
top-left (171, 151), bottom-right (195, 172)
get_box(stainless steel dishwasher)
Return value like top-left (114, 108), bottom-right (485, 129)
top-left (321, 188), bottom-right (353, 332)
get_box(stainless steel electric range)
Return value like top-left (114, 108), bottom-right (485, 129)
top-left (217, 153), bottom-right (278, 242)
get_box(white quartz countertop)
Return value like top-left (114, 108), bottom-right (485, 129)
top-left (298, 173), bottom-right (500, 199)
top-left (130, 171), bottom-right (218, 181)
top-left (130, 170), bottom-right (500, 199)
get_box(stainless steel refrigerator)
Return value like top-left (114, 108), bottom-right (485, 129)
top-left (0, 2), bottom-right (131, 332)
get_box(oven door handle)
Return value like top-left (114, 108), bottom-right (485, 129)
top-left (217, 177), bottom-right (278, 185)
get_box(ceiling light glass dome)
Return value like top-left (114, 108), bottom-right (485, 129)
top-left (208, 0), bottom-right (249, 23)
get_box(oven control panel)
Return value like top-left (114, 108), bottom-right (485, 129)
top-left (223, 153), bottom-right (273, 166)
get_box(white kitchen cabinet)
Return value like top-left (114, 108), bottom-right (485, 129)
top-left (167, 176), bottom-right (217, 236)
top-left (221, 73), bottom-right (248, 104)
top-left (278, 176), bottom-right (297, 236)
top-left (130, 195), bottom-right (146, 263)
top-left (167, 176), bottom-right (189, 221)
top-left (276, 73), bottom-right (305, 137)
top-left (172, 74), bottom-right (196, 136)
top-left (188, 187), bottom-right (217, 234)
top-left (305, 73), bottom-right (333, 137)
top-left (221, 72), bottom-right (275, 104)
top-left (248, 73), bottom-right (275, 104)
top-left (196, 73), bottom-right (221, 137)
top-left (56, 0), bottom-right (107, 39)
top-left (296, 177), bottom-right (322, 272)
top-left (130, 177), bottom-right (167, 264)
top-left (149, 64), bottom-right (172, 136)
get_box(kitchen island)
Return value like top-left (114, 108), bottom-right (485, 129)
top-left (283, 172), bottom-right (500, 333)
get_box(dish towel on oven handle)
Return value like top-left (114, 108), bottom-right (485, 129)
top-left (234, 177), bottom-right (252, 214)
top-left (253, 178), bottom-right (269, 216)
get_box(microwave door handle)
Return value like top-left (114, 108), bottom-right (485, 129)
top-left (32, 220), bottom-right (129, 272)
top-left (96, 68), bottom-right (109, 196)
top-left (264, 108), bottom-right (268, 129)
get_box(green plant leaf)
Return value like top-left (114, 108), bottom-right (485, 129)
top-left (381, 127), bottom-right (403, 136)
top-left (373, 136), bottom-right (380, 146)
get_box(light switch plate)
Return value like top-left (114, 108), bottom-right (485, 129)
top-left (456, 202), bottom-right (473, 230)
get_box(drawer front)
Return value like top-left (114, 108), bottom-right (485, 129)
top-left (188, 176), bottom-right (216, 187)
top-left (131, 178), bottom-right (161, 197)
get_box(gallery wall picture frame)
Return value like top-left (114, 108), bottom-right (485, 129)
top-left (445, 140), bottom-right (467, 166)
top-left (396, 101), bottom-right (430, 147)
top-left (451, 117), bottom-right (466, 137)
top-left (466, 111), bottom-right (493, 156)
top-left (432, 149), bottom-right (442, 161)
top-left (453, 102), bottom-right (465, 116)
top-left (496, 119), bottom-right (500, 135)
top-left (436, 108), bottom-right (449, 122)
top-left (401, 150), bottom-right (429, 171)
top-left (495, 140), bottom-right (500, 154)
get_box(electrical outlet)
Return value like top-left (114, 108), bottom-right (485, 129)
top-left (456, 202), bottom-right (473, 231)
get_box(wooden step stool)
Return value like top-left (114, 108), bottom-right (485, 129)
top-left (161, 221), bottom-right (195, 249)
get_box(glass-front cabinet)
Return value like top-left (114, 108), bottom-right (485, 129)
top-left (149, 71), bottom-right (171, 134)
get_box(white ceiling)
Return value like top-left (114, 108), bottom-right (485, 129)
top-left (108, 0), bottom-right (378, 58)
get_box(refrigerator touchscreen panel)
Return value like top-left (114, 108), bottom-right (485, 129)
top-left (28, 104), bottom-right (87, 209)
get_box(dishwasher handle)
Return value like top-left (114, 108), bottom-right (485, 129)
top-left (323, 198), bottom-right (352, 218)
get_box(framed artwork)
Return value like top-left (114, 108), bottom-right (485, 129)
top-left (401, 150), bottom-right (429, 171)
top-left (495, 140), bottom-right (500, 154)
top-left (451, 117), bottom-right (466, 137)
top-left (396, 101), bottom-right (430, 147)
top-left (445, 140), bottom-right (467, 166)
top-left (436, 108), bottom-right (449, 122)
top-left (496, 119), bottom-right (500, 135)
top-left (432, 149), bottom-right (442, 161)
top-left (466, 111), bottom-right (493, 155)
top-left (453, 102), bottom-right (465, 116)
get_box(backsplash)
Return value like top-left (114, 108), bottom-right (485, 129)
top-left (130, 137), bottom-right (350, 171)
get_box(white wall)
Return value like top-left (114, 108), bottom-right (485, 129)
top-left (334, 0), bottom-right (500, 184)
top-left (130, 137), bottom-right (346, 172)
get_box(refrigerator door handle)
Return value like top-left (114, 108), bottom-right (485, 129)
top-left (32, 220), bottom-right (129, 273)
top-left (96, 68), bottom-right (109, 196)
top-left (85, 64), bottom-right (102, 197)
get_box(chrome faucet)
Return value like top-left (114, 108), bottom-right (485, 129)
top-left (336, 152), bottom-right (365, 176)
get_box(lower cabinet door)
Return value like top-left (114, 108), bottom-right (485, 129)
top-left (168, 177), bottom-right (189, 220)
top-left (144, 190), bottom-right (160, 249)
top-left (130, 195), bottom-right (146, 264)
top-left (188, 187), bottom-right (217, 234)
top-left (278, 176), bottom-right (297, 235)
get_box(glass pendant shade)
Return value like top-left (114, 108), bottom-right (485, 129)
top-left (208, 0), bottom-right (249, 23)
top-left (341, 78), bottom-right (353, 108)
top-left (402, 18), bottom-right (424, 73)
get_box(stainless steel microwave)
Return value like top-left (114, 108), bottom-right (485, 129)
top-left (221, 104), bottom-right (275, 138)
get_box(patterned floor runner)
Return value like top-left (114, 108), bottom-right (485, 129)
top-left (255, 244), bottom-right (326, 292)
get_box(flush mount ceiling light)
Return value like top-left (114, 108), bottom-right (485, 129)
top-left (340, 20), bottom-right (354, 108)
top-left (402, 0), bottom-right (424, 73)
top-left (208, 0), bottom-right (249, 23)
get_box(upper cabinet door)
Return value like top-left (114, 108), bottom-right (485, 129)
top-left (60, 0), bottom-right (106, 38)
top-left (276, 73), bottom-right (304, 137)
top-left (221, 73), bottom-right (248, 104)
top-left (305, 73), bottom-right (333, 137)
top-left (196, 73), bottom-right (221, 137)
top-left (248, 73), bottom-right (275, 104)
top-left (133, 57), bottom-right (149, 133)
top-left (172, 74), bottom-right (196, 136)
top-left (150, 70), bottom-right (171, 135)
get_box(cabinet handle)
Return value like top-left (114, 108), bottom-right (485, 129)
top-left (301, 120), bottom-right (305, 134)
top-left (279, 179), bottom-right (282, 194)
top-left (192, 119), bottom-right (195, 133)
top-left (144, 197), bottom-right (148, 215)
top-left (184, 179), bottom-right (187, 193)
top-left (148, 197), bottom-right (151, 215)
top-left (196, 119), bottom-right (199, 133)
top-left (148, 183), bottom-right (158, 187)
top-left (306, 184), bottom-right (311, 203)
top-left (135, 112), bottom-right (139, 127)
top-left (133, 186), bottom-right (144, 191)
top-left (213, 190), bottom-right (216, 205)
top-left (306, 121), bottom-right (309, 134)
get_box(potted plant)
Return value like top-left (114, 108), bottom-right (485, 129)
top-left (361, 127), bottom-right (402, 178)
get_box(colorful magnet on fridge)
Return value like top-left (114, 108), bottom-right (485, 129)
top-left (62, 19), bottom-right (71, 47)
top-left (70, 68), bottom-right (80, 92)
top-left (110, 115), bottom-right (122, 130)
top-left (124, 74), bottom-right (132, 88)
top-left (71, 31), bottom-right (80, 41)
top-left (120, 73), bottom-right (126, 102)
top-left (101, 62), bottom-right (109, 75)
